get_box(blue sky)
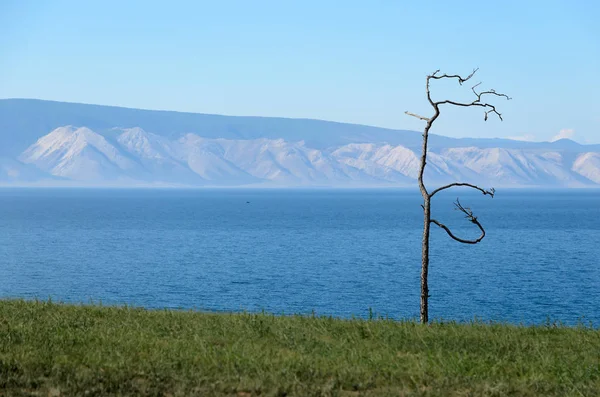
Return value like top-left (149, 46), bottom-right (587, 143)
top-left (1, 0), bottom-right (598, 143)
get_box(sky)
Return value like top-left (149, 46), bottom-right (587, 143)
top-left (1, 0), bottom-right (599, 143)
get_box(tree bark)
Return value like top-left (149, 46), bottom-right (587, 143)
top-left (420, 197), bottom-right (431, 323)
top-left (417, 113), bottom-right (435, 324)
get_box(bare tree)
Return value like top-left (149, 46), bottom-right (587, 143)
top-left (405, 69), bottom-right (510, 324)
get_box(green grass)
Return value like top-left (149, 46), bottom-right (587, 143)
top-left (0, 300), bottom-right (599, 396)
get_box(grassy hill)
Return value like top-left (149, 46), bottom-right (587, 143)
top-left (0, 299), bottom-right (598, 396)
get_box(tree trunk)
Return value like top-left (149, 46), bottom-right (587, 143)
top-left (407, 68), bottom-right (506, 325)
top-left (420, 197), bottom-right (431, 324)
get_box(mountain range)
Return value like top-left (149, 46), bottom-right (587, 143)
top-left (1, 99), bottom-right (599, 187)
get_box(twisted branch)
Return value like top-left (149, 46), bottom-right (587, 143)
top-left (429, 183), bottom-right (495, 198)
top-left (430, 68), bottom-right (479, 85)
top-left (430, 199), bottom-right (486, 244)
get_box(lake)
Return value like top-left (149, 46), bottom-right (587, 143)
top-left (0, 188), bottom-right (598, 325)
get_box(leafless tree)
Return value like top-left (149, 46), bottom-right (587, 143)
top-left (405, 69), bottom-right (510, 324)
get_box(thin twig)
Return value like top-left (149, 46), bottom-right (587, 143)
top-left (404, 111), bottom-right (431, 122)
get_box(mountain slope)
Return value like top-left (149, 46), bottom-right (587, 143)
top-left (4, 99), bottom-right (598, 158)
top-left (1, 99), bottom-right (599, 187)
top-left (11, 125), bottom-right (600, 187)
top-left (0, 99), bottom-right (429, 157)
top-left (0, 157), bottom-right (54, 183)
top-left (20, 126), bottom-right (143, 181)
top-left (115, 128), bottom-right (207, 184)
top-left (573, 153), bottom-right (600, 184)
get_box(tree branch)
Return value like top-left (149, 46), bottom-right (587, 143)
top-left (426, 69), bottom-right (511, 121)
top-left (430, 68), bottom-right (479, 85)
top-left (429, 183), bottom-right (495, 198)
top-left (435, 98), bottom-right (509, 121)
top-left (404, 111), bottom-right (431, 122)
top-left (429, 199), bottom-right (486, 244)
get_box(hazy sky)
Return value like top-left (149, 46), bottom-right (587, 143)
top-left (1, 0), bottom-right (598, 143)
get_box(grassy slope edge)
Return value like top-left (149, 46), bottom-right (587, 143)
top-left (0, 300), bottom-right (599, 396)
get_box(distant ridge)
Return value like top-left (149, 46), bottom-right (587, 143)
top-left (0, 98), bottom-right (431, 156)
top-left (4, 99), bottom-right (597, 156)
top-left (1, 99), bottom-right (599, 187)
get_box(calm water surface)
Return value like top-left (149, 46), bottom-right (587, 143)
top-left (0, 188), bottom-right (598, 325)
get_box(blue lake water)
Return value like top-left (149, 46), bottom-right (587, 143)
top-left (0, 188), bottom-right (598, 326)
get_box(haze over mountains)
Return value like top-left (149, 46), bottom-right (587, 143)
top-left (1, 99), bottom-right (599, 187)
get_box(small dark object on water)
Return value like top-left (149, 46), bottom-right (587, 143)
top-left (246, 201), bottom-right (250, 204)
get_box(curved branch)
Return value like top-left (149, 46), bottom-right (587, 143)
top-left (476, 89), bottom-right (511, 101)
top-left (429, 183), bottom-right (495, 198)
top-left (435, 99), bottom-right (509, 121)
top-left (429, 199), bottom-right (487, 244)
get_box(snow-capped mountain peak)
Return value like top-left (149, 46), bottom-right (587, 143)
top-left (9, 125), bottom-right (600, 187)
top-left (20, 126), bottom-right (141, 181)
